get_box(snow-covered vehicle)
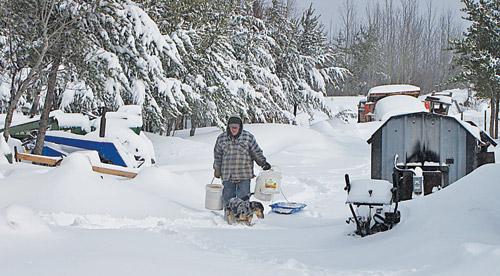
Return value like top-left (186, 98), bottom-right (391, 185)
top-left (372, 95), bottom-right (428, 121)
top-left (423, 91), bottom-right (456, 115)
top-left (357, 84), bottom-right (421, 123)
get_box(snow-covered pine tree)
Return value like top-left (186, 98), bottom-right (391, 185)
top-left (62, 0), bottom-right (192, 133)
top-left (265, 0), bottom-right (305, 118)
top-left (228, 1), bottom-right (293, 124)
top-left (451, 0), bottom-right (499, 138)
top-left (296, 4), bottom-right (348, 117)
top-left (335, 26), bottom-right (384, 95)
top-left (170, 0), bottom-right (296, 126)
top-left (140, 0), bottom-right (238, 132)
top-left (266, 2), bottom-right (348, 120)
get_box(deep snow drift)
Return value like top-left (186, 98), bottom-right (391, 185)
top-left (0, 96), bottom-right (499, 276)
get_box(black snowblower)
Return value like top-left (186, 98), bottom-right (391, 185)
top-left (344, 174), bottom-right (401, 237)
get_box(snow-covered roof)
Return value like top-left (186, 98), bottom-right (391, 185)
top-left (346, 179), bottom-right (393, 205)
top-left (457, 120), bottom-right (482, 143)
top-left (367, 111), bottom-right (489, 145)
top-left (368, 84), bottom-right (420, 95)
top-left (0, 113), bottom-right (39, 130)
top-left (373, 95), bottom-right (428, 121)
top-left (50, 110), bottom-right (91, 133)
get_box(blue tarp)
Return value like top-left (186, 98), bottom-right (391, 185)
top-left (42, 145), bottom-right (67, 158)
top-left (44, 135), bottom-right (127, 167)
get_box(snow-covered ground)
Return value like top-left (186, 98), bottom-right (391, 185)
top-left (1, 96), bottom-right (499, 275)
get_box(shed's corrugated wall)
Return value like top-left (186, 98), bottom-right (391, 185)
top-left (372, 113), bottom-right (473, 185)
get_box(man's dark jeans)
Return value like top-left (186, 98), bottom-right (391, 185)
top-left (222, 179), bottom-right (251, 206)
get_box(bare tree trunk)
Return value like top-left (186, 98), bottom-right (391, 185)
top-left (166, 118), bottom-right (174, 136)
top-left (285, 0), bottom-right (297, 18)
top-left (340, 0), bottom-right (357, 49)
top-left (495, 95), bottom-right (499, 139)
top-left (3, 75), bottom-right (37, 141)
top-left (3, 105), bottom-right (17, 141)
top-left (190, 116), bottom-right (196, 136)
top-left (2, 0), bottom-right (57, 142)
top-left (252, 0), bottom-right (264, 18)
top-left (3, 45), bottom-right (50, 141)
top-left (33, 54), bottom-right (61, 155)
top-left (177, 117), bottom-right (184, 130)
top-left (3, 72), bottom-right (19, 141)
top-left (489, 97), bottom-right (495, 137)
top-left (29, 87), bottom-right (42, 117)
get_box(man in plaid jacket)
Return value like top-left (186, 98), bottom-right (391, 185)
top-left (213, 115), bottom-right (271, 205)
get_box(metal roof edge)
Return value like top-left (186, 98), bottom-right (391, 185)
top-left (366, 112), bottom-right (491, 146)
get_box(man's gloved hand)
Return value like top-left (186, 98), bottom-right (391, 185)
top-left (214, 169), bottom-right (221, 178)
top-left (262, 162), bottom-right (271, 171)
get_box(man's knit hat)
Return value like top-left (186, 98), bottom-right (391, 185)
top-left (227, 116), bottom-right (242, 125)
top-left (226, 115), bottom-right (243, 138)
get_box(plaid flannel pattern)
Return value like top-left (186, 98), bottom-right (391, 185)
top-left (213, 130), bottom-right (267, 181)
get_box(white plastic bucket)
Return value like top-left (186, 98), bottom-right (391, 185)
top-left (205, 184), bottom-right (223, 210)
top-left (254, 189), bottom-right (273, 201)
top-left (255, 170), bottom-right (282, 195)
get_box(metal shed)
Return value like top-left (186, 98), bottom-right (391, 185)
top-left (367, 112), bottom-right (496, 200)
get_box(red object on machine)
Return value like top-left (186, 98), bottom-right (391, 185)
top-left (424, 101), bottom-right (431, 110)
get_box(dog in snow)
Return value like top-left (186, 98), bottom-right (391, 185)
top-left (224, 196), bottom-right (265, 226)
